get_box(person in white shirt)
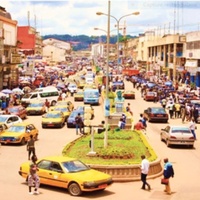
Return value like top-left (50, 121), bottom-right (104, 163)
top-left (189, 118), bottom-right (197, 140)
top-left (141, 155), bottom-right (151, 190)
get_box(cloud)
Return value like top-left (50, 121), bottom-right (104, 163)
top-left (1, 0), bottom-right (200, 37)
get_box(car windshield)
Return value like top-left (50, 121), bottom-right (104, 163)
top-left (151, 108), bottom-right (166, 114)
top-left (46, 113), bottom-right (62, 118)
top-left (62, 160), bottom-right (89, 173)
top-left (171, 127), bottom-right (191, 133)
top-left (6, 126), bottom-right (25, 133)
top-left (0, 116), bottom-right (7, 123)
top-left (8, 107), bottom-right (19, 112)
top-left (55, 107), bottom-right (68, 112)
top-left (29, 103), bottom-right (43, 107)
top-left (22, 94), bottom-right (32, 98)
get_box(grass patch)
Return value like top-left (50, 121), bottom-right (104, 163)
top-left (62, 130), bottom-right (157, 165)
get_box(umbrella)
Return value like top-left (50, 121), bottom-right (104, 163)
top-left (20, 80), bottom-right (31, 85)
top-left (165, 81), bottom-right (172, 86)
top-left (0, 92), bottom-right (7, 97)
top-left (12, 88), bottom-right (24, 94)
top-left (1, 89), bottom-right (13, 94)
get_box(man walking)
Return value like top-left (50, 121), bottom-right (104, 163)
top-left (163, 158), bottom-right (174, 195)
top-left (140, 155), bottom-right (151, 190)
top-left (27, 135), bottom-right (36, 160)
top-left (75, 113), bottom-right (83, 135)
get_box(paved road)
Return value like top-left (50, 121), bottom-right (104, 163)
top-left (0, 81), bottom-right (200, 200)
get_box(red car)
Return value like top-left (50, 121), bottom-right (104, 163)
top-left (7, 105), bottom-right (27, 120)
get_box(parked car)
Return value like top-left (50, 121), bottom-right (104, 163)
top-left (52, 100), bottom-right (74, 112)
top-left (68, 83), bottom-right (77, 94)
top-left (123, 90), bottom-right (135, 99)
top-left (18, 155), bottom-right (113, 196)
top-left (26, 101), bottom-right (46, 115)
top-left (143, 91), bottom-right (157, 101)
top-left (0, 115), bottom-right (23, 128)
top-left (74, 90), bottom-right (84, 101)
top-left (144, 107), bottom-right (168, 123)
top-left (160, 125), bottom-right (195, 148)
top-left (0, 122), bottom-right (38, 145)
top-left (7, 105), bottom-right (27, 119)
top-left (51, 106), bottom-right (71, 121)
top-left (41, 111), bottom-right (65, 128)
top-left (67, 110), bottom-right (84, 128)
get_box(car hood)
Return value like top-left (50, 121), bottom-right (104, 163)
top-left (0, 132), bottom-right (22, 137)
top-left (27, 107), bottom-right (43, 111)
top-left (42, 118), bottom-right (63, 122)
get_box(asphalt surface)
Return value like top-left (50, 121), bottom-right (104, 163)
top-left (0, 80), bottom-right (200, 200)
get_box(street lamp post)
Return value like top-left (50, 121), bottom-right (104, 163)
top-left (96, 11), bottom-right (139, 73)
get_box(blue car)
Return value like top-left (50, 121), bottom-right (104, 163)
top-left (66, 109), bottom-right (84, 128)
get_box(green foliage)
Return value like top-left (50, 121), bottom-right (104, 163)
top-left (62, 130), bottom-right (157, 165)
top-left (42, 34), bottom-right (135, 51)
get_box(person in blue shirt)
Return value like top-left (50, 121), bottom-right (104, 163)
top-left (163, 158), bottom-right (174, 195)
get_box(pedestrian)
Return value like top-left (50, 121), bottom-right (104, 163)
top-left (75, 113), bottom-right (83, 135)
top-left (126, 103), bottom-right (133, 116)
top-left (44, 99), bottom-right (50, 112)
top-left (27, 135), bottom-right (36, 160)
top-left (189, 118), bottom-right (197, 140)
top-left (134, 119), bottom-right (145, 131)
top-left (140, 155), bottom-right (151, 190)
top-left (118, 117), bottom-right (125, 129)
top-left (163, 158), bottom-right (174, 195)
top-left (28, 155), bottom-right (40, 195)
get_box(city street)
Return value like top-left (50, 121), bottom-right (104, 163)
top-left (0, 80), bottom-right (200, 200)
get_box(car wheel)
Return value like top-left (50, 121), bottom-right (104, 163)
top-left (160, 134), bottom-right (164, 142)
top-left (67, 123), bottom-right (71, 128)
top-left (21, 138), bottom-right (26, 145)
top-left (68, 182), bottom-right (82, 196)
top-left (42, 124), bottom-right (45, 128)
top-left (51, 101), bottom-right (56, 106)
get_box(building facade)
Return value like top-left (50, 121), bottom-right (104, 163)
top-left (0, 6), bottom-right (19, 90)
top-left (42, 38), bottom-right (72, 65)
top-left (17, 26), bottom-right (43, 56)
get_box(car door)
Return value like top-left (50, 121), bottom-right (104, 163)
top-left (37, 160), bottom-right (67, 188)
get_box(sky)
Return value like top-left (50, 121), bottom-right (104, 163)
top-left (2, 0), bottom-right (200, 37)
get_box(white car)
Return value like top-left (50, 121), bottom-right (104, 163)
top-left (68, 83), bottom-right (77, 93)
top-left (0, 115), bottom-right (23, 129)
top-left (160, 125), bottom-right (195, 148)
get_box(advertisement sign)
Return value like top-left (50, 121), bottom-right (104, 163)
top-left (104, 98), bottom-right (110, 117)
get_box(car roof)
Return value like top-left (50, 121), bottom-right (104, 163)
top-left (0, 114), bottom-right (20, 117)
top-left (42, 155), bottom-right (76, 162)
top-left (9, 122), bottom-right (34, 126)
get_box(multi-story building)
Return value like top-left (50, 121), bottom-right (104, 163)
top-left (184, 31), bottom-right (200, 87)
top-left (0, 6), bottom-right (20, 90)
top-left (42, 38), bottom-right (72, 65)
top-left (17, 26), bottom-right (43, 56)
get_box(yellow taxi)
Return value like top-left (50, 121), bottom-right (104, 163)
top-left (26, 101), bottom-right (46, 115)
top-left (0, 122), bottom-right (38, 145)
top-left (51, 101), bottom-right (74, 112)
top-left (74, 90), bottom-right (84, 101)
top-left (51, 106), bottom-right (71, 121)
top-left (18, 155), bottom-right (113, 196)
top-left (41, 111), bottom-right (65, 128)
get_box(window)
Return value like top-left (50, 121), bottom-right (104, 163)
top-left (37, 160), bottom-right (51, 170)
top-left (50, 162), bottom-right (63, 172)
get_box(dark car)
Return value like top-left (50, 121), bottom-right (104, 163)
top-left (7, 105), bottom-right (27, 120)
top-left (67, 110), bottom-right (84, 128)
top-left (144, 107), bottom-right (168, 123)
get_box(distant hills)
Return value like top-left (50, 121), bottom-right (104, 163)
top-left (42, 34), bottom-right (135, 51)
